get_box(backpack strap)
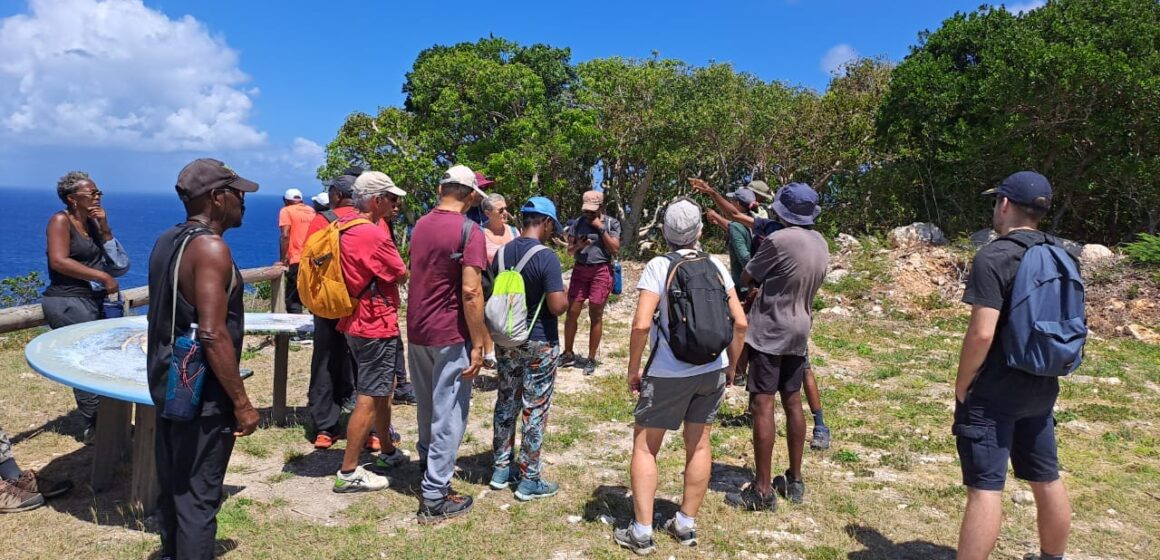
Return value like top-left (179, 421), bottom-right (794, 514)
top-left (450, 217), bottom-right (475, 263)
top-left (170, 227), bottom-right (210, 344)
top-left (322, 210), bottom-right (339, 223)
top-left (642, 252), bottom-right (684, 376)
top-left (513, 244), bottom-right (549, 273)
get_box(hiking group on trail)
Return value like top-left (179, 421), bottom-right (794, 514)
top-left (9, 160), bottom-right (1086, 560)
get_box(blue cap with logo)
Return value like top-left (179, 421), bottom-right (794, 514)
top-left (982, 171), bottom-right (1052, 210)
top-left (521, 196), bottom-right (563, 232)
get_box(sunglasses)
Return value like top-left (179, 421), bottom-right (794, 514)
top-left (75, 189), bottom-right (103, 198)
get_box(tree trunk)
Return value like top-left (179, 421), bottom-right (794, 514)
top-left (621, 166), bottom-right (655, 259)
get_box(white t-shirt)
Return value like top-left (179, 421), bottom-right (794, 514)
top-left (637, 250), bottom-right (735, 378)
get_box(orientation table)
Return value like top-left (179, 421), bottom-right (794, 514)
top-left (25, 313), bottom-right (312, 513)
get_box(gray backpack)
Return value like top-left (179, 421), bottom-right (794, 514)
top-left (485, 244), bottom-right (549, 348)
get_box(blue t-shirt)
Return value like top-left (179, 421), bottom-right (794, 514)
top-left (751, 216), bottom-right (784, 253)
top-left (488, 237), bottom-right (565, 343)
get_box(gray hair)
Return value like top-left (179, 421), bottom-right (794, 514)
top-left (352, 171), bottom-right (397, 212)
top-left (57, 171), bottom-right (92, 205)
top-left (482, 193), bottom-right (506, 213)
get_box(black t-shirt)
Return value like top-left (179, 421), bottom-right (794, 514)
top-left (961, 229), bottom-right (1080, 413)
top-left (487, 237), bottom-right (565, 343)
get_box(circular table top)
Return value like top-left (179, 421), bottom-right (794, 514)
top-left (24, 313), bottom-right (313, 405)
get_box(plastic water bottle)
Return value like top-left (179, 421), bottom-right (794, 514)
top-left (161, 322), bottom-right (207, 422)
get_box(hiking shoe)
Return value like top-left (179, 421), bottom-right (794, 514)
top-left (82, 425), bottom-right (96, 446)
top-left (15, 470), bottom-right (73, 499)
top-left (374, 449), bottom-right (409, 470)
top-left (488, 465), bottom-right (519, 490)
top-left (417, 493), bottom-right (474, 525)
top-left (773, 470), bottom-right (805, 504)
top-left (559, 352), bottom-right (576, 368)
top-left (581, 358), bottom-right (597, 376)
top-left (662, 517), bottom-right (698, 547)
top-left (333, 465), bottom-right (389, 493)
top-left (810, 425), bottom-right (831, 451)
top-left (393, 391), bottom-right (416, 405)
top-left (314, 430), bottom-right (338, 449)
top-left (613, 526), bottom-right (657, 556)
top-left (514, 478), bottom-right (559, 501)
top-left (483, 356), bottom-right (497, 370)
top-left (725, 484), bottom-right (777, 512)
top-left (0, 479), bottom-right (45, 513)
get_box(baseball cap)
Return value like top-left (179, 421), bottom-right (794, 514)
top-left (521, 196), bottom-right (563, 232)
top-left (354, 171), bottom-right (407, 198)
top-left (726, 187), bottom-right (758, 211)
top-left (311, 192), bottom-right (330, 207)
top-left (581, 190), bottom-right (604, 212)
top-left (747, 180), bottom-right (773, 201)
top-left (440, 164), bottom-right (487, 198)
top-left (771, 183), bottom-right (821, 226)
top-left (175, 158), bottom-right (258, 200)
top-left (474, 172), bottom-right (495, 190)
top-left (284, 188), bottom-right (303, 202)
top-left (981, 171), bottom-right (1052, 210)
top-left (663, 198), bottom-right (703, 247)
top-left (329, 174), bottom-right (358, 197)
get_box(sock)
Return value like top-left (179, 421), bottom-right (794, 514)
top-left (674, 510), bottom-right (695, 531)
top-left (813, 409), bottom-right (825, 427)
top-left (1040, 553), bottom-right (1064, 560)
top-left (0, 458), bottom-right (20, 482)
top-left (485, 351), bottom-right (496, 361)
top-left (631, 520), bottom-right (653, 539)
top-left (339, 468), bottom-right (355, 476)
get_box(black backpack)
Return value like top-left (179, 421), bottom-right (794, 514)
top-left (646, 251), bottom-right (734, 370)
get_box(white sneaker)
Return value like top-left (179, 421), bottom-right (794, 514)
top-left (333, 465), bottom-right (389, 493)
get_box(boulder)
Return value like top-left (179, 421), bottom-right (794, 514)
top-left (889, 222), bottom-right (948, 249)
top-left (969, 228), bottom-right (998, 248)
top-left (825, 269), bottom-right (850, 284)
top-left (836, 233), bottom-right (862, 251)
top-left (1012, 490), bottom-right (1035, 505)
top-left (1127, 324), bottom-right (1160, 345)
top-left (1080, 244), bottom-right (1115, 267)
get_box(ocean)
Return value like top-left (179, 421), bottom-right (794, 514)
top-left (0, 187), bottom-right (286, 299)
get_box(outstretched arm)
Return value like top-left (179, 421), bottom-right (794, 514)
top-left (689, 178), bottom-right (755, 228)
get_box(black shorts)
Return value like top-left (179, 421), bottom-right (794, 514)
top-left (345, 335), bottom-right (400, 398)
top-left (953, 396), bottom-right (1059, 491)
top-left (746, 347), bottom-right (806, 395)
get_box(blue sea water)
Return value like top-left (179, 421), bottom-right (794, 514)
top-left (0, 187), bottom-right (284, 297)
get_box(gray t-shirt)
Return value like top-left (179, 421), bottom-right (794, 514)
top-left (569, 215), bottom-right (621, 265)
top-left (744, 226), bottom-right (828, 356)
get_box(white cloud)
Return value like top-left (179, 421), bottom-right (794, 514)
top-left (0, 0), bottom-right (266, 151)
top-left (1004, 1), bottom-right (1046, 15)
top-left (820, 43), bottom-right (860, 75)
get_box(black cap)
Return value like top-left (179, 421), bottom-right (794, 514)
top-left (329, 174), bottom-right (357, 197)
top-left (982, 171), bottom-right (1052, 211)
top-left (175, 158), bottom-right (258, 200)
top-left (342, 165), bottom-right (365, 177)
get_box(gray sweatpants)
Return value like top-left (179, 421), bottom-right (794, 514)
top-left (41, 295), bottom-right (102, 426)
top-left (409, 342), bottom-right (472, 501)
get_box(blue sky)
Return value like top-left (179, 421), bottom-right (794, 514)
top-left (0, 0), bottom-right (1043, 196)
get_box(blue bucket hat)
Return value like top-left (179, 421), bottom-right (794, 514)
top-left (771, 183), bottom-right (821, 226)
top-left (521, 196), bottom-right (563, 232)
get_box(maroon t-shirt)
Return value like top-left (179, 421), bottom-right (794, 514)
top-left (406, 208), bottom-right (487, 347)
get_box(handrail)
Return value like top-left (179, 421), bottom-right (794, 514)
top-left (0, 266), bottom-right (285, 334)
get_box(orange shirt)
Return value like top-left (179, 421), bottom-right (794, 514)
top-left (278, 203), bottom-right (317, 264)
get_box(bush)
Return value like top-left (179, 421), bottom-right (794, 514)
top-left (1124, 233), bottom-right (1160, 267)
top-left (1, 271), bottom-right (44, 308)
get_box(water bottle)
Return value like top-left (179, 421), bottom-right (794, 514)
top-left (612, 261), bottom-right (623, 296)
top-left (162, 323), bottom-right (207, 422)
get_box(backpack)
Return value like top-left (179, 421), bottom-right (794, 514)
top-left (1000, 235), bottom-right (1087, 376)
top-left (297, 217), bottom-right (373, 319)
top-left (646, 252), bottom-right (734, 369)
top-left (485, 244), bottom-right (549, 348)
top-left (449, 217), bottom-right (477, 263)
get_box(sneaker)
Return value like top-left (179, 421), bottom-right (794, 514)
top-left (810, 425), bottom-right (831, 451)
top-left (662, 517), bottom-right (698, 547)
top-left (15, 470), bottom-right (73, 499)
top-left (581, 358), bottom-right (597, 376)
top-left (725, 484), bottom-right (777, 512)
top-left (333, 465), bottom-right (389, 493)
top-left (340, 396), bottom-right (357, 415)
top-left (374, 449), bottom-right (409, 470)
top-left (613, 526), bottom-right (657, 556)
top-left (393, 391), bottom-right (416, 405)
top-left (772, 470), bottom-right (805, 504)
top-left (82, 425), bottom-right (96, 446)
top-left (558, 352), bottom-right (576, 368)
top-left (514, 478), bottom-right (559, 501)
top-left (417, 493), bottom-right (474, 525)
top-left (488, 465), bottom-right (519, 490)
top-left (483, 356), bottom-right (497, 370)
top-left (0, 479), bottom-right (45, 513)
top-left (314, 430), bottom-right (338, 450)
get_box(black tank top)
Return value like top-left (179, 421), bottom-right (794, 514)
top-left (146, 223), bottom-right (244, 415)
top-left (44, 213), bottom-right (105, 298)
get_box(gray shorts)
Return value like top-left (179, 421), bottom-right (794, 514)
top-left (634, 368), bottom-right (727, 430)
top-left (346, 335), bottom-right (400, 398)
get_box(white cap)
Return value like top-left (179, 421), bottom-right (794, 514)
top-left (311, 192), bottom-right (329, 207)
top-left (283, 188), bottom-right (304, 201)
top-left (354, 171), bottom-right (407, 198)
top-left (663, 199), bottom-right (703, 247)
top-left (440, 164), bottom-right (487, 198)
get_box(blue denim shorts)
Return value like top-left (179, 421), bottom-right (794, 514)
top-left (953, 395), bottom-right (1060, 491)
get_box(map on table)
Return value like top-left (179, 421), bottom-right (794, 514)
top-left (24, 313), bottom-right (313, 405)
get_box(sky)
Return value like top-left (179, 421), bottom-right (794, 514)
top-left (0, 0), bottom-right (1045, 197)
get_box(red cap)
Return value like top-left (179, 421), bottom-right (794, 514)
top-left (474, 172), bottom-right (495, 190)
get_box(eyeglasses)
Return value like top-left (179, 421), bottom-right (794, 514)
top-left (75, 189), bottom-right (103, 198)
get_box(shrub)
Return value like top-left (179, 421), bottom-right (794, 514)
top-left (0, 271), bottom-right (44, 308)
top-left (1125, 233), bottom-right (1160, 267)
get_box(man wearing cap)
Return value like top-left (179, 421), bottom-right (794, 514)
top-left (746, 180), bottom-right (773, 220)
top-left (954, 171), bottom-right (1073, 560)
top-left (277, 188), bottom-right (316, 313)
top-left (487, 197), bottom-right (569, 501)
top-left (146, 158), bottom-right (261, 559)
top-left (311, 191), bottom-right (330, 213)
top-left (331, 171), bottom-right (411, 493)
top-left (465, 171), bottom-right (496, 227)
top-left (615, 199), bottom-right (748, 554)
top-left (726, 183), bottom-right (827, 512)
top-left (407, 164), bottom-right (489, 523)
top-left (563, 190), bottom-right (622, 375)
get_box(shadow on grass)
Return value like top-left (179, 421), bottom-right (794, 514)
top-left (145, 538), bottom-right (238, 559)
top-left (582, 484), bottom-right (680, 526)
top-left (9, 410), bottom-right (89, 445)
top-left (708, 462), bottom-right (753, 493)
top-left (845, 524), bottom-right (955, 560)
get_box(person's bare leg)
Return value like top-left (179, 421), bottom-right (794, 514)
top-left (587, 303), bottom-right (605, 362)
top-left (780, 390), bottom-right (806, 479)
top-left (680, 422), bottom-right (712, 517)
top-left (803, 366), bottom-right (822, 413)
top-left (1029, 479), bottom-right (1070, 557)
top-left (341, 394), bottom-right (375, 472)
top-left (372, 396), bottom-right (397, 455)
top-left (750, 393), bottom-right (777, 495)
top-left (630, 426), bottom-right (667, 526)
top-left (956, 488), bottom-right (1003, 560)
top-left (564, 300), bottom-right (584, 356)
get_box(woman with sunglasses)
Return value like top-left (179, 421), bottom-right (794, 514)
top-left (43, 171), bottom-right (130, 444)
top-left (482, 193), bottom-right (518, 266)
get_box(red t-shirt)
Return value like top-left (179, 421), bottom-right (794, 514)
top-left (406, 209), bottom-right (486, 347)
top-left (334, 215), bottom-right (407, 339)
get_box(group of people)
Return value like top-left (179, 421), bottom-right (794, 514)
top-left (4, 159), bottom-right (1077, 560)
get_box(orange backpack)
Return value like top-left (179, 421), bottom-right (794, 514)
top-left (297, 218), bottom-right (372, 318)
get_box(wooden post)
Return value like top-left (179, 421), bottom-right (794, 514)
top-left (270, 271), bottom-right (289, 425)
top-left (91, 398), bottom-right (132, 491)
top-left (130, 404), bottom-right (160, 515)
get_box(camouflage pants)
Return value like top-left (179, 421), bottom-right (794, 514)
top-left (492, 341), bottom-right (559, 482)
top-left (0, 427), bottom-right (11, 463)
